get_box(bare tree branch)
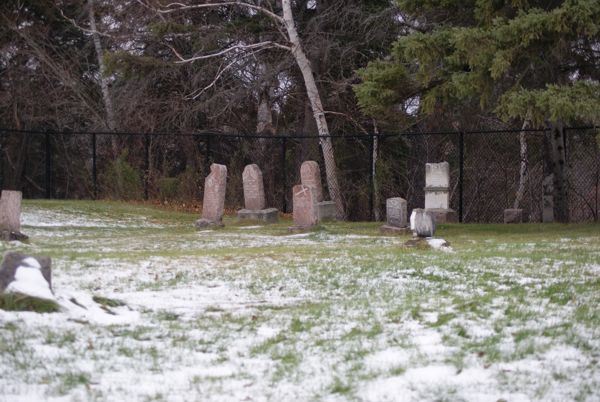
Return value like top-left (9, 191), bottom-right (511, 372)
top-left (168, 40), bottom-right (290, 63)
top-left (138, 0), bottom-right (284, 23)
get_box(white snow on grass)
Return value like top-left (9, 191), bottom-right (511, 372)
top-left (1, 203), bottom-right (599, 401)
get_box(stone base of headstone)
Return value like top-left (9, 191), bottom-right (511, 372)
top-left (237, 208), bottom-right (278, 223)
top-left (317, 201), bottom-right (336, 221)
top-left (195, 218), bottom-right (224, 229)
top-left (425, 208), bottom-right (457, 224)
top-left (379, 225), bottom-right (411, 235)
top-left (503, 208), bottom-right (523, 224)
top-left (0, 229), bottom-right (29, 242)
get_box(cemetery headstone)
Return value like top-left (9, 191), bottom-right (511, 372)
top-left (0, 251), bottom-right (58, 311)
top-left (242, 164), bottom-right (265, 211)
top-left (410, 208), bottom-right (436, 237)
top-left (290, 184), bottom-right (318, 230)
top-left (196, 163), bottom-right (227, 228)
top-left (300, 161), bottom-right (324, 203)
top-left (424, 162), bottom-right (457, 223)
top-left (0, 190), bottom-right (28, 241)
top-left (380, 197), bottom-right (410, 234)
top-left (237, 164), bottom-right (278, 223)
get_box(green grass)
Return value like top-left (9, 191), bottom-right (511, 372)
top-left (1, 200), bottom-right (599, 401)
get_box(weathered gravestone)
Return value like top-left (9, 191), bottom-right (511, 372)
top-left (0, 190), bottom-right (28, 241)
top-left (300, 161), bottom-right (324, 203)
top-left (0, 251), bottom-right (58, 311)
top-left (237, 164), bottom-right (278, 223)
top-left (410, 208), bottom-right (436, 237)
top-left (300, 161), bottom-right (336, 221)
top-left (289, 184), bottom-right (318, 230)
top-left (424, 162), bottom-right (457, 223)
top-left (380, 197), bottom-right (410, 234)
top-left (196, 164), bottom-right (227, 228)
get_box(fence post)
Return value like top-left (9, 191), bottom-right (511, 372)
top-left (45, 130), bottom-right (53, 199)
top-left (204, 134), bottom-right (211, 175)
top-left (144, 133), bottom-right (150, 200)
top-left (92, 133), bottom-right (97, 199)
top-left (368, 133), bottom-right (375, 221)
top-left (281, 137), bottom-right (287, 213)
top-left (458, 131), bottom-right (464, 223)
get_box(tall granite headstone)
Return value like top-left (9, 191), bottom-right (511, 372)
top-left (237, 164), bottom-right (278, 223)
top-left (290, 184), bottom-right (318, 229)
top-left (380, 197), bottom-right (410, 234)
top-left (424, 162), bottom-right (457, 223)
top-left (196, 163), bottom-right (227, 228)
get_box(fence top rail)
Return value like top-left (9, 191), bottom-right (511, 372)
top-left (0, 126), bottom-right (595, 139)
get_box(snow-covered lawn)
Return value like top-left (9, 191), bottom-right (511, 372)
top-left (1, 200), bottom-right (599, 401)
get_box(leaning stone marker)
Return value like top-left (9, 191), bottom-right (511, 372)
top-left (380, 197), bottom-right (410, 234)
top-left (300, 161), bottom-right (324, 203)
top-left (0, 251), bottom-right (59, 312)
top-left (196, 163), bottom-right (227, 228)
top-left (237, 164), bottom-right (278, 223)
top-left (290, 184), bottom-right (318, 230)
top-left (0, 190), bottom-right (28, 241)
top-left (410, 208), bottom-right (436, 237)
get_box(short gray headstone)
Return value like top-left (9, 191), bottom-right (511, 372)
top-left (386, 197), bottom-right (407, 227)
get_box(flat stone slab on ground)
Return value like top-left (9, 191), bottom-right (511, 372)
top-left (237, 208), bottom-right (278, 223)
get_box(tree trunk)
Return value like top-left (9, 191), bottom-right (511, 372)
top-left (0, 190), bottom-right (22, 232)
top-left (372, 120), bottom-right (381, 221)
top-left (513, 119), bottom-right (530, 210)
top-left (281, 0), bottom-right (345, 219)
top-left (88, 0), bottom-right (118, 155)
top-left (548, 121), bottom-right (569, 222)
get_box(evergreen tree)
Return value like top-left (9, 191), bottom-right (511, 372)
top-left (355, 0), bottom-right (600, 222)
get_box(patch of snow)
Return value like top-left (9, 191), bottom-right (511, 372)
top-left (5, 262), bottom-right (55, 301)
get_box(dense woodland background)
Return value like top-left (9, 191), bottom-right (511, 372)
top-left (1, 0), bottom-right (599, 221)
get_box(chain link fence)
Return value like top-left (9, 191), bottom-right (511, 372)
top-left (1, 126), bottom-right (598, 222)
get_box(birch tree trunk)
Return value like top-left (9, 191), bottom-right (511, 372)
top-left (549, 120), bottom-right (569, 222)
top-left (513, 119), bottom-right (530, 210)
top-left (281, 0), bottom-right (345, 219)
top-left (88, 0), bottom-right (118, 155)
